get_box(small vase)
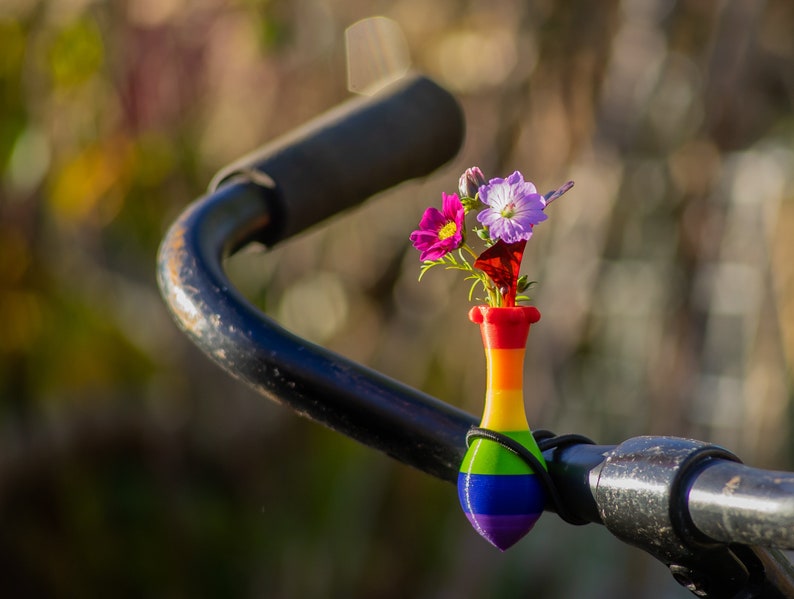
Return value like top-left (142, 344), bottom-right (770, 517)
top-left (458, 305), bottom-right (547, 550)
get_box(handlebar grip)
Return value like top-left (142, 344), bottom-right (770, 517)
top-left (208, 74), bottom-right (464, 245)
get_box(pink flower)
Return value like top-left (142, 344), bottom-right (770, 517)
top-left (410, 192), bottom-right (465, 261)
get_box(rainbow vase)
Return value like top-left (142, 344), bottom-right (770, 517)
top-left (458, 305), bottom-right (547, 551)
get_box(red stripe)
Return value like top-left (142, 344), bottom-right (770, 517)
top-left (468, 305), bottom-right (541, 349)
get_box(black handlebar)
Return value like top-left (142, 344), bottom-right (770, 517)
top-left (157, 74), bottom-right (794, 599)
top-left (158, 75), bottom-right (473, 483)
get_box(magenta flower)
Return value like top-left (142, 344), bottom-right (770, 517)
top-left (410, 192), bottom-right (465, 261)
top-left (477, 171), bottom-right (547, 244)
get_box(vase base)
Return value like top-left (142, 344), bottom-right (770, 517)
top-left (458, 471), bottom-right (545, 550)
top-left (464, 512), bottom-right (542, 551)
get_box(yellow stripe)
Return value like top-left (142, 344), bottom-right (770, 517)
top-left (480, 389), bottom-right (529, 431)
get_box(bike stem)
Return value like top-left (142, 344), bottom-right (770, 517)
top-left (157, 74), bottom-right (794, 599)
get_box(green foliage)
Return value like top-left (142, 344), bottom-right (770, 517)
top-left (48, 17), bottom-right (105, 88)
top-left (417, 249), bottom-right (499, 305)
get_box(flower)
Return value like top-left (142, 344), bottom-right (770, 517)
top-left (411, 168), bottom-right (573, 307)
top-left (477, 171), bottom-right (547, 244)
top-left (474, 240), bottom-right (527, 307)
top-left (409, 192), bottom-right (465, 261)
top-left (459, 166), bottom-right (487, 199)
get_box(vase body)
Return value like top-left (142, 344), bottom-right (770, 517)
top-left (458, 305), bottom-right (547, 551)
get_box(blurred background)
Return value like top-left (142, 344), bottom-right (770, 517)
top-left (1, 0), bottom-right (793, 597)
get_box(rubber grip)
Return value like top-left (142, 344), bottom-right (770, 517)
top-left (209, 74), bottom-right (465, 244)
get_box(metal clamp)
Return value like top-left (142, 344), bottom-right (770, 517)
top-left (592, 436), bottom-right (788, 598)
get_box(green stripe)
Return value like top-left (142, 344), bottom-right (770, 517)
top-left (459, 430), bottom-right (547, 475)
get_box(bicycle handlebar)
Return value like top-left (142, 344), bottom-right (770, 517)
top-left (158, 75), bottom-right (473, 483)
top-left (157, 74), bottom-right (794, 598)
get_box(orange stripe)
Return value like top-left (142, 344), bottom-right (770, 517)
top-left (486, 348), bottom-right (525, 390)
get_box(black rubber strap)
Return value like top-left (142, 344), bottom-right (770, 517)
top-left (465, 427), bottom-right (595, 526)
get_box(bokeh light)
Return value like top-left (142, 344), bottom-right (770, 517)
top-left (1, 0), bottom-right (793, 596)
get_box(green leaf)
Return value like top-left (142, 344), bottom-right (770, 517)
top-left (517, 276), bottom-right (538, 293)
top-left (418, 258), bottom-right (446, 281)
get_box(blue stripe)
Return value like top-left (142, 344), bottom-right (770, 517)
top-left (458, 472), bottom-right (545, 515)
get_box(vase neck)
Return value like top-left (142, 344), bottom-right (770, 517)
top-left (469, 306), bottom-right (540, 432)
top-left (480, 347), bottom-right (529, 431)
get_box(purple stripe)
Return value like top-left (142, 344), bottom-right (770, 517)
top-left (463, 512), bottom-right (542, 551)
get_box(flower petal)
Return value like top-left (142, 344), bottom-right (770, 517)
top-left (419, 245), bottom-right (447, 261)
top-left (441, 192), bottom-right (464, 220)
top-left (543, 180), bottom-right (574, 206)
top-left (417, 206), bottom-right (446, 231)
top-left (474, 240), bottom-right (527, 306)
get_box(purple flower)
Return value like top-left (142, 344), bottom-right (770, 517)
top-left (410, 192), bottom-right (465, 261)
top-left (477, 171), bottom-right (547, 244)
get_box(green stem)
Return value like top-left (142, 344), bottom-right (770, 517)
top-left (461, 243), bottom-right (479, 261)
top-left (485, 280), bottom-right (501, 307)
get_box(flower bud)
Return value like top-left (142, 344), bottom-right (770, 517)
top-left (458, 167), bottom-right (487, 199)
top-left (475, 227), bottom-right (492, 242)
